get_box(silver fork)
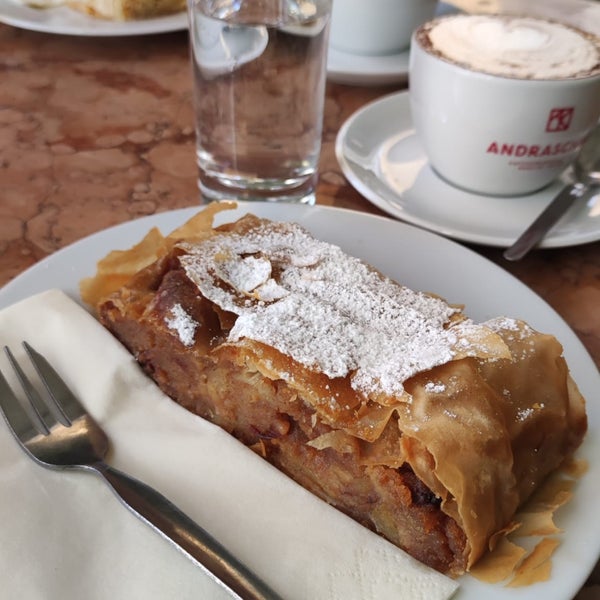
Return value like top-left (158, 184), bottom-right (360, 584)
top-left (0, 342), bottom-right (282, 600)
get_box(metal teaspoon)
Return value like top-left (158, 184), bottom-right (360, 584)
top-left (503, 126), bottom-right (600, 261)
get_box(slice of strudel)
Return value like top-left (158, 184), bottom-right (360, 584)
top-left (83, 207), bottom-right (587, 576)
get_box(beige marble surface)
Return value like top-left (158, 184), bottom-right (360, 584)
top-left (0, 21), bottom-right (598, 599)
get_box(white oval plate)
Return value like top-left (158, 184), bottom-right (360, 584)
top-left (336, 91), bottom-right (600, 248)
top-left (0, 0), bottom-right (187, 36)
top-left (0, 202), bottom-right (598, 600)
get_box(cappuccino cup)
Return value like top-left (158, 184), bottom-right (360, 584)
top-left (409, 14), bottom-right (600, 196)
top-left (330, 0), bottom-right (437, 56)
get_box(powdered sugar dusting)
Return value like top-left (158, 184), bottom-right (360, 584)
top-left (425, 381), bottom-right (447, 394)
top-left (215, 254), bottom-right (272, 293)
top-left (485, 316), bottom-right (532, 339)
top-left (165, 303), bottom-right (199, 347)
top-left (179, 220), bottom-right (498, 397)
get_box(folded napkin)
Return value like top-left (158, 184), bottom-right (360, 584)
top-left (0, 290), bottom-right (459, 600)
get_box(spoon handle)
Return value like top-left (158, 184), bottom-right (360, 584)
top-left (503, 182), bottom-right (590, 261)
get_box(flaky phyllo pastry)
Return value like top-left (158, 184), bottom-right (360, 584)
top-left (21, 0), bottom-right (185, 20)
top-left (82, 204), bottom-right (587, 576)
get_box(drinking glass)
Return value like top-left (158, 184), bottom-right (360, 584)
top-left (187, 0), bottom-right (333, 204)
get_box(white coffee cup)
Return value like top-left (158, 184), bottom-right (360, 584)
top-left (330, 0), bottom-right (437, 56)
top-left (409, 14), bottom-right (600, 196)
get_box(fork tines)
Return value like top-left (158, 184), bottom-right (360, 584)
top-left (0, 342), bottom-right (81, 436)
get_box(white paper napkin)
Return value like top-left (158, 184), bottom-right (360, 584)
top-left (0, 289), bottom-right (459, 600)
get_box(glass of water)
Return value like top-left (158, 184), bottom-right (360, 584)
top-left (187, 0), bottom-right (333, 205)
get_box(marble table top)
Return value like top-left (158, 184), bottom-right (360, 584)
top-left (0, 20), bottom-right (598, 600)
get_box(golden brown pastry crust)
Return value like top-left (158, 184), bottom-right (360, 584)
top-left (92, 211), bottom-right (587, 576)
top-left (67, 0), bottom-right (185, 20)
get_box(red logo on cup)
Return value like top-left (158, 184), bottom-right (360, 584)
top-left (546, 107), bottom-right (574, 132)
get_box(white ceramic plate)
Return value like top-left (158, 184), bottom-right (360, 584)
top-left (0, 0), bottom-right (187, 36)
top-left (0, 202), bottom-right (598, 600)
top-left (336, 91), bottom-right (600, 248)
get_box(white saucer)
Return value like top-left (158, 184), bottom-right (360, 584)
top-left (326, 45), bottom-right (409, 86)
top-left (335, 91), bottom-right (600, 249)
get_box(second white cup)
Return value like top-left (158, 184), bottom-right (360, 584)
top-left (330, 0), bottom-right (437, 56)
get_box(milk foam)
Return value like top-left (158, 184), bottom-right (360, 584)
top-left (426, 15), bottom-right (599, 79)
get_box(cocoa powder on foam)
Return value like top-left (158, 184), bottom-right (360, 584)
top-left (416, 14), bottom-right (600, 80)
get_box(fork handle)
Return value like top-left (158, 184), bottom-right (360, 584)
top-left (95, 463), bottom-right (283, 600)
